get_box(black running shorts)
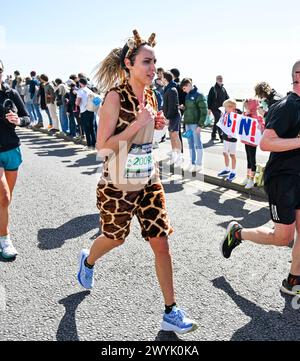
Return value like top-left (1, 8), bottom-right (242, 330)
top-left (265, 175), bottom-right (300, 225)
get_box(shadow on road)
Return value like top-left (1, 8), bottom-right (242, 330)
top-left (66, 154), bottom-right (101, 172)
top-left (195, 190), bottom-right (270, 228)
top-left (162, 182), bottom-right (184, 194)
top-left (0, 255), bottom-right (17, 263)
top-left (37, 213), bottom-right (101, 250)
top-left (212, 276), bottom-right (300, 341)
top-left (20, 132), bottom-right (100, 174)
top-left (57, 291), bottom-right (90, 341)
top-left (155, 330), bottom-right (184, 341)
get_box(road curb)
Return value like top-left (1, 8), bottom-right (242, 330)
top-left (203, 173), bottom-right (267, 201)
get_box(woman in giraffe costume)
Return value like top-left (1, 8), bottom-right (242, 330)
top-left (77, 30), bottom-right (197, 335)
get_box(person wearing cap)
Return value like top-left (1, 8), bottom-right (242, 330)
top-left (0, 60), bottom-right (30, 259)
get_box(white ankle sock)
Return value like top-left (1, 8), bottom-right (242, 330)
top-left (0, 235), bottom-right (10, 243)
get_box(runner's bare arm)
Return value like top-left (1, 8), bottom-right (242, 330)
top-left (97, 91), bottom-right (153, 156)
top-left (260, 129), bottom-right (300, 152)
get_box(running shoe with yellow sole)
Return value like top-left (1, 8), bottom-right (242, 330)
top-left (220, 221), bottom-right (243, 259)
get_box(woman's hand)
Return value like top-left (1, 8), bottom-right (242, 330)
top-left (196, 126), bottom-right (202, 134)
top-left (6, 111), bottom-right (21, 126)
top-left (154, 111), bottom-right (167, 130)
top-left (135, 103), bottom-right (155, 129)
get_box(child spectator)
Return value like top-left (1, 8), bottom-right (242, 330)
top-left (217, 99), bottom-right (239, 181)
top-left (242, 99), bottom-right (265, 189)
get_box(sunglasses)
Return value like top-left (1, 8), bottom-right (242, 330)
top-left (0, 69), bottom-right (3, 73)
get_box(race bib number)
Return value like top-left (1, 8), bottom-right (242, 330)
top-left (125, 143), bottom-right (154, 179)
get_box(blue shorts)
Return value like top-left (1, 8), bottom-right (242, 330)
top-left (0, 147), bottom-right (23, 171)
top-left (168, 116), bottom-right (181, 132)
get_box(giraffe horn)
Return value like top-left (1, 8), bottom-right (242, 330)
top-left (133, 29), bottom-right (142, 47)
top-left (148, 33), bottom-right (156, 47)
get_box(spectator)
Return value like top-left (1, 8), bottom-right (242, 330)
top-left (162, 71), bottom-right (183, 166)
top-left (207, 75), bottom-right (229, 142)
top-left (12, 70), bottom-right (20, 89)
top-left (170, 68), bottom-right (186, 111)
top-left (154, 67), bottom-right (165, 97)
top-left (38, 80), bottom-right (53, 129)
top-left (76, 78), bottom-right (96, 150)
top-left (30, 71), bottom-right (43, 128)
top-left (181, 78), bottom-right (207, 172)
top-left (40, 74), bottom-right (60, 133)
top-left (5, 75), bottom-right (12, 87)
top-left (254, 81), bottom-right (282, 118)
top-left (55, 78), bottom-right (69, 134)
top-left (65, 80), bottom-right (80, 138)
top-left (170, 68), bottom-right (185, 152)
top-left (242, 99), bottom-right (265, 189)
top-left (23, 77), bottom-right (36, 124)
top-left (217, 99), bottom-right (240, 181)
top-left (68, 74), bottom-right (79, 88)
top-left (15, 76), bottom-right (25, 101)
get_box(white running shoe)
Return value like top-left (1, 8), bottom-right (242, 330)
top-left (0, 239), bottom-right (18, 259)
top-left (241, 177), bottom-right (249, 186)
top-left (189, 164), bottom-right (202, 172)
top-left (174, 154), bottom-right (184, 167)
top-left (245, 179), bottom-right (255, 189)
top-left (167, 153), bottom-right (178, 166)
top-left (182, 163), bottom-right (193, 171)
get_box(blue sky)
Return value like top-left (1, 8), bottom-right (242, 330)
top-left (1, 0), bottom-right (299, 97)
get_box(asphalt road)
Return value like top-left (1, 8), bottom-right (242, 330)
top-left (0, 128), bottom-right (299, 341)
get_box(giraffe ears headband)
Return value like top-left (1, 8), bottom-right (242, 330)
top-left (126, 30), bottom-right (156, 54)
top-left (120, 30), bottom-right (156, 69)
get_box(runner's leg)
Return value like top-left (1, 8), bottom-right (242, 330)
top-left (241, 222), bottom-right (295, 247)
top-left (291, 210), bottom-right (300, 275)
top-left (87, 236), bottom-right (125, 265)
top-left (149, 236), bottom-right (175, 306)
top-left (0, 169), bottom-right (18, 236)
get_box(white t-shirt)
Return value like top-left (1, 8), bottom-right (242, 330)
top-left (77, 86), bottom-right (91, 113)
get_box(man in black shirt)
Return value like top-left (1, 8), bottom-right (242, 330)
top-left (220, 60), bottom-right (300, 296)
top-left (170, 68), bottom-right (185, 154)
top-left (0, 60), bottom-right (30, 260)
top-left (207, 75), bottom-right (229, 142)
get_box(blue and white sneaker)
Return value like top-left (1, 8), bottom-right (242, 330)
top-left (77, 249), bottom-right (94, 290)
top-left (226, 172), bottom-right (237, 182)
top-left (161, 306), bottom-right (198, 334)
top-left (218, 169), bottom-right (230, 177)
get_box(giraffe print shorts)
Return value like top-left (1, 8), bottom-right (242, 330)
top-left (96, 178), bottom-right (173, 241)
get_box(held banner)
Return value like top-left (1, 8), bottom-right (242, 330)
top-left (217, 112), bottom-right (262, 146)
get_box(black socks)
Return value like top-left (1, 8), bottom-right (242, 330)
top-left (84, 258), bottom-right (94, 269)
top-left (288, 273), bottom-right (300, 285)
top-left (165, 303), bottom-right (177, 314)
